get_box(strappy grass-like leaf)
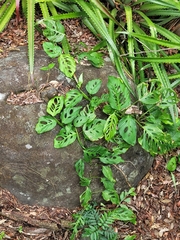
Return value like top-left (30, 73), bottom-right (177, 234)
top-left (75, 0), bottom-right (119, 55)
top-left (130, 55), bottom-right (180, 63)
top-left (125, 5), bottom-right (135, 78)
top-left (132, 21), bottom-right (178, 121)
top-left (135, 0), bottom-right (180, 10)
top-left (27, 0), bottom-right (35, 82)
top-left (39, 2), bottom-right (50, 19)
top-left (128, 32), bottom-right (180, 50)
top-left (0, 0), bottom-right (15, 32)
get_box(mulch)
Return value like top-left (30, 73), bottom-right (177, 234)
top-left (0, 14), bottom-right (180, 240)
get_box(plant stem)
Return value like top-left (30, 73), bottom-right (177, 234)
top-left (75, 128), bottom-right (85, 149)
top-left (54, 117), bottom-right (63, 127)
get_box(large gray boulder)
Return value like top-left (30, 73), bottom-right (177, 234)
top-left (0, 47), bottom-right (154, 208)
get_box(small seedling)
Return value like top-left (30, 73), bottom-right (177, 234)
top-left (166, 156), bottom-right (180, 190)
top-left (17, 226), bottom-right (23, 233)
top-left (0, 231), bottom-right (5, 240)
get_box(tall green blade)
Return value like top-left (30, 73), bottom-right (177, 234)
top-left (27, 0), bottom-right (35, 82)
top-left (0, 0), bottom-right (16, 32)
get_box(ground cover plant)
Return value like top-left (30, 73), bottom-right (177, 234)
top-left (34, 2), bottom-right (180, 236)
top-left (1, 0), bottom-right (180, 239)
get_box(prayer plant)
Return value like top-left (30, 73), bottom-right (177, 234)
top-left (0, 0), bottom-right (81, 82)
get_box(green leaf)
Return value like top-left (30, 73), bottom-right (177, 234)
top-left (85, 79), bottom-right (102, 95)
top-left (47, 96), bottom-right (64, 117)
top-left (78, 52), bottom-right (104, 68)
top-left (83, 119), bottom-right (106, 141)
top-left (90, 94), bottom-right (109, 110)
top-left (41, 19), bottom-right (65, 42)
top-left (58, 54), bottom-right (76, 78)
top-left (75, 0), bottom-right (120, 55)
top-left (129, 32), bottom-right (180, 49)
top-left (99, 150), bottom-right (124, 164)
top-left (137, 83), bottom-right (160, 105)
top-left (27, 0), bottom-right (35, 81)
top-left (40, 62), bottom-right (55, 71)
top-left (130, 55), bottom-right (180, 63)
top-left (138, 124), bottom-right (173, 155)
top-left (80, 177), bottom-right (91, 187)
top-left (101, 177), bottom-right (115, 190)
top-left (35, 116), bottom-right (57, 134)
top-left (80, 187), bottom-right (92, 208)
top-left (118, 115), bottom-right (137, 146)
top-left (159, 88), bottom-right (178, 109)
top-left (166, 157), bottom-right (177, 172)
top-left (73, 114), bottom-right (88, 128)
top-left (75, 159), bottom-right (84, 178)
top-left (77, 73), bottom-right (83, 88)
top-left (0, 0), bottom-right (16, 33)
top-left (104, 112), bottom-right (118, 141)
top-left (124, 235), bottom-right (136, 240)
top-left (73, 106), bottom-right (96, 127)
top-left (65, 89), bottom-right (83, 108)
top-left (102, 166), bottom-right (115, 183)
top-left (103, 104), bottom-right (115, 115)
top-left (107, 76), bottom-right (131, 111)
top-left (60, 106), bottom-right (82, 124)
top-left (102, 190), bottom-right (119, 205)
top-left (54, 125), bottom-right (76, 148)
top-left (83, 145), bottom-right (107, 162)
top-left (87, 52), bottom-right (104, 68)
top-left (112, 205), bottom-right (136, 224)
top-left (43, 42), bottom-right (62, 58)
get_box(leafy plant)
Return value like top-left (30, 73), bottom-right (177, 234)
top-left (166, 155), bottom-right (180, 190)
top-left (39, 19), bottom-right (76, 78)
top-left (70, 191), bottom-right (136, 240)
top-left (0, 231), bottom-right (5, 240)
top-left (0, 0), bottom-right (81, 81)
top-left (17, 225), bottom-right (23, 233)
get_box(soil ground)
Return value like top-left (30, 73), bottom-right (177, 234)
top-left (0, 15), bottom-right (180, 240)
